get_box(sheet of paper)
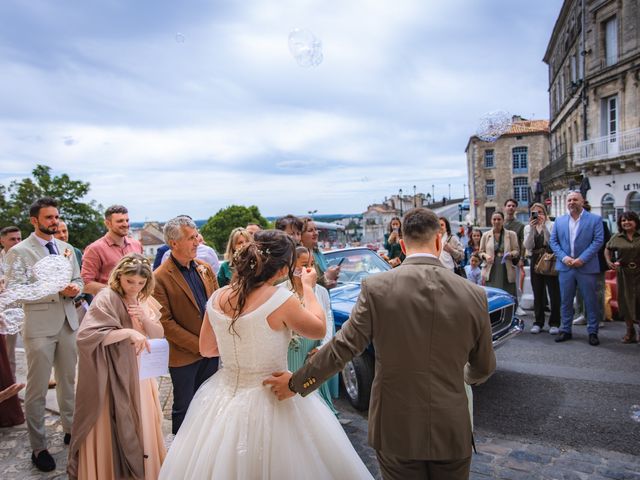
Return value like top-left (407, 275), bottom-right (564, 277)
top-left (139, 338), bottom-right (169, 380)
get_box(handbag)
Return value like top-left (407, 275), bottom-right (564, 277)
top-left (446, 235), bottom-right (467, 278)
top-left (454, 263), bottom-right (467, 278)
top-left (534, 251), bottom-right (558, 276)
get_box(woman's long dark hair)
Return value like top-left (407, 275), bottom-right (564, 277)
top-left (439, 216), bottom-right (452, 236)
top-left (226, 230), bottom-right (297, 334)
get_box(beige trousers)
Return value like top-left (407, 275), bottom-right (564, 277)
top-left (23, 322), bottom-right (77, 451)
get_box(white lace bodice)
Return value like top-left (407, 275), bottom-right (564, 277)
top-left (206, 287), bottom-right (293, 392)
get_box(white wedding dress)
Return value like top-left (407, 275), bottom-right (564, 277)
top-left (159, 288), bottom-right (373, 479)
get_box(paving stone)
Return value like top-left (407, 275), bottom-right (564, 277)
top-left (553, 458), bottom-right (597, 474)
top-left (595, 468), bottom-right (640, 480)
top-left (539, 466), bottom-right (588, 480)
top-left (470, 460), bottom-right (496, 476)
top-left (494, 467), bottom-right (541, 480)
top-left (508, 449), bottom-right (550, 464)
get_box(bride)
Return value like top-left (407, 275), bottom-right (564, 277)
top-left (159, 230), bottom-right (372, 479)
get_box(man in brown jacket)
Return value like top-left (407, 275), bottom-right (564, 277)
top-left (265, 207), bottom-right (496, 479)
top-left (154, 216), bottom-right (219, 434)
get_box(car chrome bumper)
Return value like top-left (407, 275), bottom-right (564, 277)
top-left (492, 316), bottom-right (524, 349)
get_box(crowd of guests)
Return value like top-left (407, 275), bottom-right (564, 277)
top-left (382, 194), bottom-right (639, 347)
top-left (0, 193), bottom-right (638, 476)
top-left (0, 199), bottom-right (344, 477)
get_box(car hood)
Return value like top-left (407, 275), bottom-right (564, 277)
top-left (330, 284), bottom-right (515, 318)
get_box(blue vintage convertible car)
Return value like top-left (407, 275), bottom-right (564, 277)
top-left (324, 247), bottom-right (524, 411)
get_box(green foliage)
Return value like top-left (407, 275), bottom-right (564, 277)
top-left (0, 165), bottom-right (105, 249)
top-left (200, 205), bottom-right (270, 252)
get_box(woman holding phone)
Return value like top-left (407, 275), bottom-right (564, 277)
top-left (383, 217), bottom-right (405, 267)
top-left (524, 203), bottom-right (560, 335)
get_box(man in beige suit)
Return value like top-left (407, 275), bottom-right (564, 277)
top-left (265, 207), bottom-right (496, 480)
top-left (4, 197), bottom-right (82, 472)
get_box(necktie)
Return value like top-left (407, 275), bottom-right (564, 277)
top-left (45, 242), bottom-right (57, 255)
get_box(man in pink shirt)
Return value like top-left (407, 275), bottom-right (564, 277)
top-left (81, 205), bottom-right (142, 295)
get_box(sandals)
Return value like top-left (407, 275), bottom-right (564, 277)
top-left (621, 332), bottom-right (638, 344)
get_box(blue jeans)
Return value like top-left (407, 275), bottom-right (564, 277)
top-left (559, 269), bottom-right (599, 335)
top-left (169, 357), bottom-right (219, 434)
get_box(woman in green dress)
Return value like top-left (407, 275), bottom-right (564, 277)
top-left (282, 246), bottom-right (338, 415)
top-left (605, 211), bottom-right (640, 343)
top-left (300, 218), bottom-right (340, 289)
top-left (217, 228), bottom-right (252, 287)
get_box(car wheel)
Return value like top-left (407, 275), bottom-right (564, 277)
top-left (341, 353), bottom-right (374, 411)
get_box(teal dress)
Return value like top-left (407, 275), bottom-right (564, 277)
top-left (217, 261), bottom-right (233, 287)
top-left (284, 283), bottom-right (338, 415)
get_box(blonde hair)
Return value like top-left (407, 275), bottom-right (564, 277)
top-left (108, 253), bottom-right (154, 300)
top-left (224, 228), bottom-right (252, 262)
top-left (529, 203), bottom-right (548, 216)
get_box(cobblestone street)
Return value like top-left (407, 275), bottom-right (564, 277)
top-left (1, 346), bottom-right (639, 479)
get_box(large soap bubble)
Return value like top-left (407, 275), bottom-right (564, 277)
top-left (0, 255), bottom-right (73, 334)
top-left (288, 28), bottom-right (323, 68)
top-left (476, 111), bottom-right (513, 142)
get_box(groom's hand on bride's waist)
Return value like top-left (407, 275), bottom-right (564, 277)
top-left (263, 371), bottom-right (296, 401)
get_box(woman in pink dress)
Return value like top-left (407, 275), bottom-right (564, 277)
top-left (68, 253), bottom-right (166, 480)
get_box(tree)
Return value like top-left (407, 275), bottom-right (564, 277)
top-left (200, 205), bottom-right (270, 252)
top-left (0, 165), bottom-right (105, 249)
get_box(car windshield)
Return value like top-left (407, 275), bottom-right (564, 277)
top-left (324, 249), bottom-right (390, 284)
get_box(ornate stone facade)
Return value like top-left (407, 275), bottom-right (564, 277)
top-left (542, 0), bottom-right (640, 224)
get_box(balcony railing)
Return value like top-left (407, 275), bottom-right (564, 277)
top-left (540, 154), bottom-right (569, 185)
top-left (574, 127), bottom-right (640, 166)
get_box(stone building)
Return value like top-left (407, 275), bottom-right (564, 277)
top-left (361, 192), bottom-right (431, 243)
top-left (130, 222), bottom-right (165, 259)
top-left (541, 0), bottom-right (640, 226)
top-left (466, 118), bottom-right (550, 226)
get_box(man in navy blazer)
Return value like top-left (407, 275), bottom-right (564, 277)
top-left (550, 191), bottom-right (604, 345)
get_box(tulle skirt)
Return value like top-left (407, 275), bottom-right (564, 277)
top-left (159, 369), bottom-right (373, 479)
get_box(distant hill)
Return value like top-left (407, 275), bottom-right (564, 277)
top-left (131, 213), bottom-right (362, 230)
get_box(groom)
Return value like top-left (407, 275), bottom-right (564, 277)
top-left (265, 207), bottom-right (496, 480)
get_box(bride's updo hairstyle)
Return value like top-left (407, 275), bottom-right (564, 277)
top-left (227, 229), bottom-right (297, 330)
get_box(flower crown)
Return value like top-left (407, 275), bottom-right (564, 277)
top-left (121, 257), bottom-right (150, 267)
top-left (232, 243), bottom-right (272, 270)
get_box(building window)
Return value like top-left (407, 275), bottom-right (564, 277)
top-left (570, 55), bottom-right (577, 83)
top-left (484, 150), bottom-right (495, 168)
top-left (628, 191), bottom-right (640, 215)
top-left (485, 179), bottom-right (495, 197)
top-left (602, 193), bottom-right (616, 229)
top-left (604, 16), bottom-right (618, 67)
top-left (600, 95), bottom-right (618, 140)
top-left (513, 177), bottom-right (529, 206)
top-left (512, 146), bottom-right (528, 173)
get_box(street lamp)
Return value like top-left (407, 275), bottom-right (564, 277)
top-left (413, 185), bottom-right (417, 207)
top-left (463, 183), bottom-right (467, 199)
top-left (448, 184), bottom-right (451, 200)
top-left (398, 188), bottom-right (403, 217)
top-left (432, 184), bottom-right (435, 203)
top-left (426, 193), bottom-right (431, 205)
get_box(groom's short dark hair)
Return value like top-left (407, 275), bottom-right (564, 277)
top-left (402, 208), bottom-right (440, 244)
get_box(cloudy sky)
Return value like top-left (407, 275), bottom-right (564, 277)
top-left (0, 0), bottom-right (564, 221)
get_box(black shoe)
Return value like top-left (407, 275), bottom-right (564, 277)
top-left (31, 450), bottom-right (56, 472)
top-left (589, 333), bottom-right (600, 346)
top-left (64, 433), bottom-right (71, 445)
top-left (555, 332), bottom-right (573, 343)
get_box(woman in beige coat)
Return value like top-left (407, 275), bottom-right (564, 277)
top-left (479, 211), bottom-right (519, 297)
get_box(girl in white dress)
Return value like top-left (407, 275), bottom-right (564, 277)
top-left (159, 230), bottom-right (372, 479)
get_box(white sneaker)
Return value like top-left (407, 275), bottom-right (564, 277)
top-left (572, 315), bottom-right (586, 325)
top-left (516, 306), bottom-right (526, 316)
top-left (530, 325), bottom-right (541, 334)
top-left (549, 326), bottom-right (560, 335)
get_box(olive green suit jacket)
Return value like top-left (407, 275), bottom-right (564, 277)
top-left (291, 255), bottom-right (496, 460)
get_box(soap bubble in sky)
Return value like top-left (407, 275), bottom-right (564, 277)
top-left (288, 28), bottom-right (323, 68)
top-left (476, 111), bottom-right (513, 142)
top-left (175, 32), bottom-right (186, 43)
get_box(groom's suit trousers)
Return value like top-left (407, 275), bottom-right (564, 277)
top-left (376, 450), bottom-right (471, 480)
